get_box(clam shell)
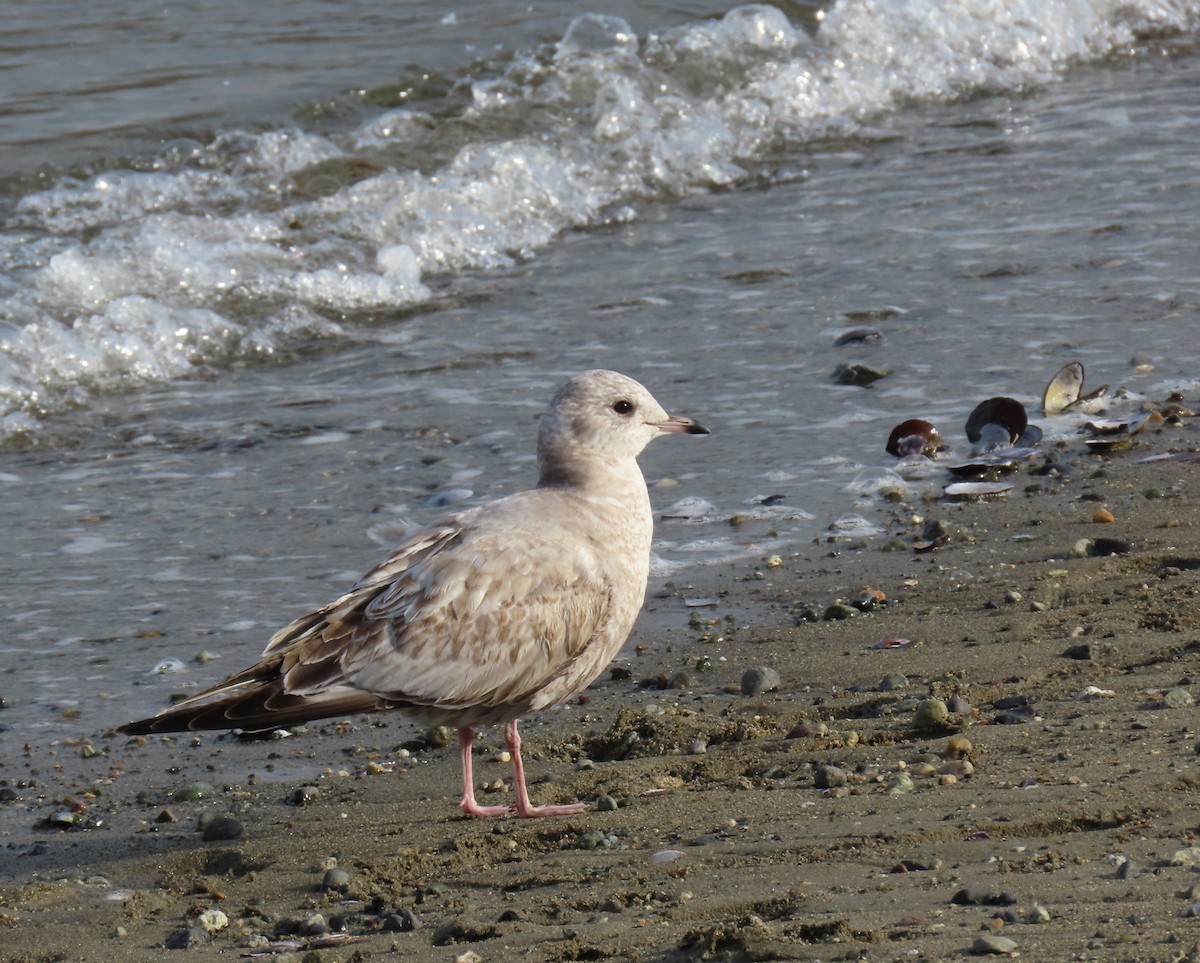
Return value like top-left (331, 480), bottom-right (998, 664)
top-left (1043, 361), bottom-right (1085, 416)
top-left (1043, 361), bottom-right (1108, 415)
top-left (886, 419), bottom-right (940, 457)
top-left (943, 481), bottom-right (1012, 501)
top-left (965, 397), bottom-right (1027, 447)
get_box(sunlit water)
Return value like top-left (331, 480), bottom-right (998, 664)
top-left (1, 0), bottom-right (1199, 751)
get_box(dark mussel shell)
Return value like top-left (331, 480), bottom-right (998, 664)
top-left (965, 396), bottom-right (1027, 448)
top-left (886, 419), bottom-right (940, 457)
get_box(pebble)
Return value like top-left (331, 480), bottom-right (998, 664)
top-left (970, 934), bottom-right (1018, 955)
top-left (1093, 507), bottom-right (1116, 523)
top-left (290, 785), bottom-right (320, 806)
top-left (1171, 846), bottom-right (1200, 868)
top-left (887, 772), bottom-right (914, 794)
top-left (1165, 687), bottom-right (1195, 709)
top-left (1116, 859), bottom-right (1140, 880)
top-left (823, 602), bottom-right (858, 621)
top-left (814, 765), bottom-right (847, 789)
top-left (786, 721), bottom-right (828, 739)
top-left (200, 815), bottom-right (244, 842)
top-left (878, 673), bottom-right (909, 692)
top-left (945, 736), bottom-right (973, 759)
top-left (913, 698), bottom-right (949, 732)
top-left (173, 781), bottom-right (216, 802)
top-left (382, 909), bottom-right (421, 932)
top-left (947, 695), bottom-right (973, 714)
top-left (952, 887), bottom-right (1016, 907)
top-left (687, 739), bottom-right (708, 755)
top-left (197, 909), bottom-right (228, 934)
top-left (596, 795), bottom-right (620, 812)
top-left (424, 726), bottom-right (454, 748)
top-left (322, 868), bottom-right (351, 893)
top-left (741, 666), bottom-right (781, 697)
top-left (577, 831), bottom-right (617, 851)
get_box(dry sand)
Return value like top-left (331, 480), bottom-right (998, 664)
top-left (3, 423), bottom-right (1200, 962)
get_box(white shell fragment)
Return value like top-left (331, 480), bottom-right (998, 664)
top-left (943, 481), bottom-right (1013, 501)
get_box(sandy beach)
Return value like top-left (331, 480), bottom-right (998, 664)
top-left (3, 416), bottom-right (1200, 962)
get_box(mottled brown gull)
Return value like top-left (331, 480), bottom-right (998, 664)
top-left (119, 370), bottom-right (708, 818)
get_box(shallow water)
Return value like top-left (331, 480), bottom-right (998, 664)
top-left (1, 2), bottom-right (1199, 751)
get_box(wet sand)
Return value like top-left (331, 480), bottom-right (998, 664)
top-left (3, 422), bottom-right (1200, 962)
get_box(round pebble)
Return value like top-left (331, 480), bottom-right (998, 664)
top-left (200, 815), bottom-right (244, 842)
top-left (290, 785), bottom-right (320, 806)
top-left (596, 795), bottom-right (620, 812)
top-left (945, 735), bottom-right (973, 759)
top-left (322, 868), bottom-right (351, 893)
top-left (741, 666), bottom-right (781, 697)
top-left (197, 909), bottom-right (228, 934)
top-left (913, 697), bottom-right (949, 732)
top-left (1165, 687), bottom-right (1195, 709)
top-left (814, 764), bottom-right (847, 789)
top-left (878, 673), bottom-right (909, 692)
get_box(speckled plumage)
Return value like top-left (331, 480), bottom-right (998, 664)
top-left (120, 370), bottom-right (707, 817)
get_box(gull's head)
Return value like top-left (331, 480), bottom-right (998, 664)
top-left (538, 370), bottom-right (708, 484)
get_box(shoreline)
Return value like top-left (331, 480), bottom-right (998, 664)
top-left (3, 426), bottom-right (1200, 962)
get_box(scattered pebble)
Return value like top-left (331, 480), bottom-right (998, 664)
top-left (322, 868), bottom-right (351, 893)
top-left (741, 666), bottom-right (781, 696)
top-left (200, 815), bottom-right (244, 842)
top-left (913, 698), bottom-right (949, 732)
top-left (970, 934), bottom-right (1018, 955)
top-left (878, 673), bottom-right (909, 691)
top-left (1093, 507), bottom-right (1116, 523)
top-left (197, 909), bottom-right (228, 934)
top-left (1165, 687), bottom-right (1195, 709)
top-left (290, 785), bottom-right (320, 806)
top-left (814, 765), bottom-right (847, 789)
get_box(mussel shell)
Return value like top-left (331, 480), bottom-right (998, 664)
top-left (886, 419), bottom-right (940, 457)
top-left (946, 459), bottom-right (1019, 478)
top-left (943, 481), bottom-right (1013, 501)
top-left (1086, 437), bottom-right (1133, 454)
top-left (965, 397), bottom-right (1027, 446)
top-left (1043, 361), bottom-right (1085, 416)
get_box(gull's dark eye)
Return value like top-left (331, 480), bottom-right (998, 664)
top-left (612, 399), bottom-right (635, 416)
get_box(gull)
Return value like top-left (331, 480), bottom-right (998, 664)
top-left (119, 370), bottom-right (708, 818)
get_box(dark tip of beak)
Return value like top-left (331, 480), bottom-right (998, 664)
top-left (657, 415), bottom-right (709, 435)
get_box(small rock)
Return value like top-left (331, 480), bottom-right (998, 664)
top-left (823, 602), bottom-right (858, 621)
top-left (424, 726), bottom-right (454, 748)
top-left (1025, 904), bottom-right (1051, 923)
top-left (832, 362), bottom-right (889, 387)
top-left (971, 934), bottom-right (1018, 955)
top-left (1165, 687), bottom-right (1195, 709)
top-left (741, 666), bottom-right (781, 697)
top-left (945, 736), bottom-right (973, 759)
top-left (913, 698), bottom-right (949, 732)
top-left (290, 785), bottom-right (320, 806)
top-left (786, 721), bottom-right (827, 739)
top-left (322, 868), bottom-right (351, 893)
top-left (382, 909), bottom-right (421, 932)
top-left (686, 739), bottom-right (708, 755)
top-left (1116, 859), bottom-right (1140, 880)
top-left (1171, 846), bottom-right (1200, 868)
top-left (814, 765), bottom-right (847, 789)
top-left (197, 909), bottom-right (228, 934)
top-left (887, 772), bottom-right (914, 794)
top-left (173, 781), bottom-right (216, 802)
top-left (596, 795), bottom-right (620, 812)
top-left (1093, 508), bottom-right (1116, 523)
top-left (200, 815), bottom-right (244, 842)
top-left (878, 673), bottom-right (909, 692)
top-left (947, 695), bottom-right (973, 714)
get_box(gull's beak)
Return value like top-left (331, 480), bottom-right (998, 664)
top-left (653, 414), bottom-right (709, 435)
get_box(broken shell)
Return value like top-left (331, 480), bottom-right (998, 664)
top-left (946, 458), bottom-right (1019, 478)
top-left (886, 419), bottom-right (941, 457)
top-left (1086, 437), bottom-right (1132, 454)
top-left (943, 481), bottom-right (1013, 501)
top-left (833, 362), bottom-right (889, 387)
top-left (835, 327), bottom-right (884, 346)
top-left (965, 397), bottom-right (1027, 450)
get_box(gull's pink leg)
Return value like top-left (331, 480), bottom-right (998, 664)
top-left (458, 726), bottom-right (515, 818)
top-left (506, 719), bottom-right (588, 818)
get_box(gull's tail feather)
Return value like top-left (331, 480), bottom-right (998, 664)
top-left (118, 682), bottom-right (383, 735)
